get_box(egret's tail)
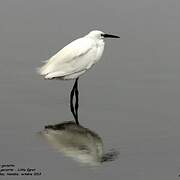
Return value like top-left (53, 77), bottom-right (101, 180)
top-left (37, 64), bottom-right (66, 79)
top-left (36, 65), bottom-right (46, 76)
top-left (37, 60), bottom-right (51, 76)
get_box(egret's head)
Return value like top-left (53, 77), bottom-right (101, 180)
top-left (87, 30), bottom-right (120, 40)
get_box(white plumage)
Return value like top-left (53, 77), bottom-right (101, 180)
top-left (37, 30), bottom-right (119, 80)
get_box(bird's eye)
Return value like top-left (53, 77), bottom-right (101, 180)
top-left (101, 34), bottom-right (104, 37)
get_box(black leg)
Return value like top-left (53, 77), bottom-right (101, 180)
top-left (70, 80), bottom-right (77, 122)
top-left (74, 78), bottom-right (79, 125)
top-left (70, 78), bottom-right (79, 125)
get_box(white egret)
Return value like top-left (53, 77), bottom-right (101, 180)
top-left (38, 30), bottom-right (120, 122)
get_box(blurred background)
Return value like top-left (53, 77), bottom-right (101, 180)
top-left (0, 0), bottom-right (180, 179)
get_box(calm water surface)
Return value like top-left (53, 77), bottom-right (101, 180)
top-left (0, 0), bottom-right (180, 179)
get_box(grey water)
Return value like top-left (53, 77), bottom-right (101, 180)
top-left (0, 0), bottom-right (180, 179)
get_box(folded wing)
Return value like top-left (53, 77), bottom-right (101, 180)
top-left (37, 37), bottom-right (96, 79)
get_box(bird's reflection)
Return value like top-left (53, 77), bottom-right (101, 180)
top-left (40, 121), bottom-right (118, 166)
top-left (40, 75), bottom-right (118, 166)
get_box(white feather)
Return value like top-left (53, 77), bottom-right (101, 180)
top-left (37, 30), bottom-right (106, 80)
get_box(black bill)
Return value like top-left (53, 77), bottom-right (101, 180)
top-left (103, 34), bottom-right (120, 38)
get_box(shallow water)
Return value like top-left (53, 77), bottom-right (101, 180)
top-left (0, 0), bottom-right (180, 179)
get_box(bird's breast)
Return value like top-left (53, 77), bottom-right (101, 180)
top-left (94, 41), bottom-right (105, 63)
